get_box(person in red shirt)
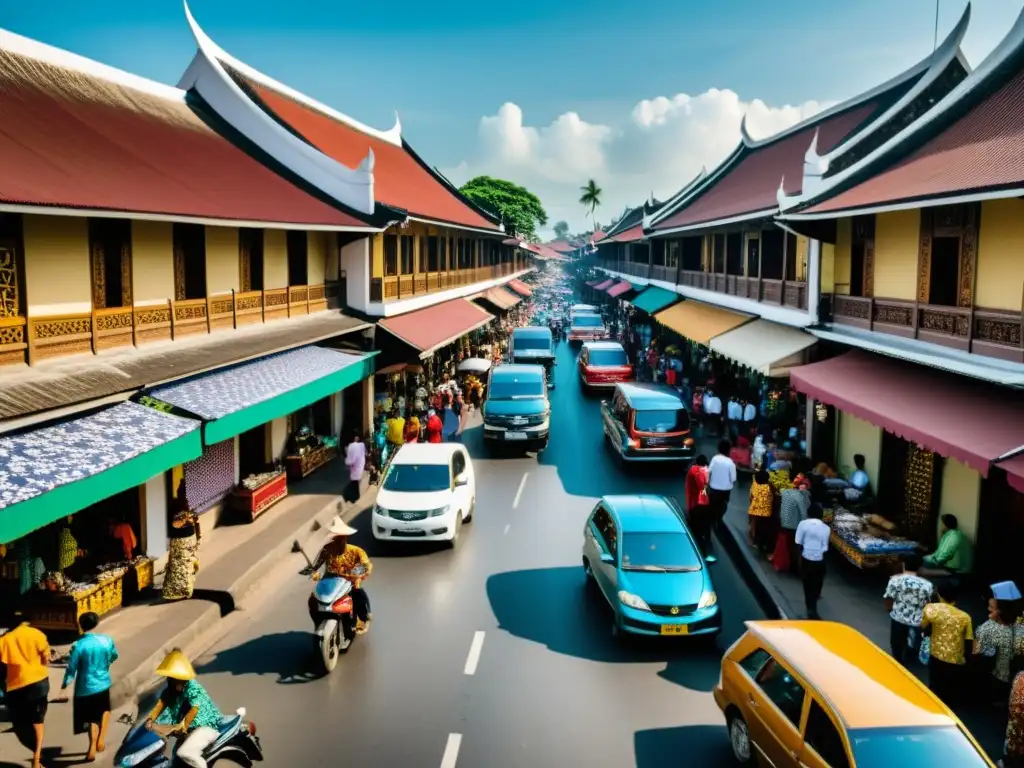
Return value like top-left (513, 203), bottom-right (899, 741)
top-left (425, 410), bottom-right (443, 444)
top-left (403, 415), bottom-right (420, 444)
top-left (684, 455), bottom-right (712, 555)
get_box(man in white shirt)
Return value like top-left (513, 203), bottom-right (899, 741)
top-left (726, 397), bottom-right (742, 439)
top-left (795, 504), bottom-right (829, 619)
top-left (342, 433), bottom-right (367, 505)
top-left (703, 390), bottom-right (722, 436)
top-left (742, 399), bottom-right (757, 423)
top-left (707, 439), bottom-right (737, 529)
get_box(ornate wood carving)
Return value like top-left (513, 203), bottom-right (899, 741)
top-left (239, 237), bottom-right (251, 293)
top-left (0, 246), bottom-right (20, 318)
top-left (121, 242), bottom-right (133, 307)
top-left (975, 317), bottom-right (1022, 347)
top-left (863, 242), bottom-right (875, 298)
top-left (0, 321), bottom-right (24, 345)
top-left (873, 303), bottom-right (913, 327)
top-left (91, 242), bottom-right (107, 309)
top-left (173, 243), bottom-right (187, 301)
top-left (958, 203), bottom-right (979, 308)
top-left (916, 208), bottom-right (933, 303)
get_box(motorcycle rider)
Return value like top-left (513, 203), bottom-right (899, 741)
top-left (144, 649), bottom-right (223, 768)
top-left (308, 517), bottom-right (373, 633)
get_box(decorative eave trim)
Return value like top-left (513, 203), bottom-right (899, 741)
top-left (781, 2), bottom-right (1024, 214)
top-left (405, 215), bottom-right (505, 237)
top-left (783, 4), bottom-right (973, 208)
top-left (645, 167), bottom-right (712, 228)
top-left (780, 185), bottom-right (1024, 222)
top-left (0, 202), bottom-right (381, 232)
top-left (180, 1), bottom-right (377, 216)
top-left (647, 207), bottom-right (779, 238)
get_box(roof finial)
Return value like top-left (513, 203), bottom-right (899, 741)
top-left (739, 114), bottom-right (755, 146)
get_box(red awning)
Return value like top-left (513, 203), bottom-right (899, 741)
top-left (606, 280), bottom-right (634, 297)
top-left (378, 299), bottom-right (494, 357)
top-left (507, 279), bottom-right (533, 297)
top-left (593, 279), bottom-right (615, 291)
top-left (789, 351), bottom-right (1024, 476)
top-left (998, 453), bottom-right (1024, 494)
top-left (0, 51), bottom-right (368, 227)
top-left (473, 287), bottom-right (520, 311)
top-left (586, 280), bottom-right (601, 287)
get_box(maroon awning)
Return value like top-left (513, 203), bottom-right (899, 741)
top-left (593, 279), bottom-right (615, 291)
top-left (998, 453), bottom-right (1024, 495)
top-left (789, 351), bottom-right (1024, 477)
top-left (378, 299), bottom-right (494, 357)
top-left (586, 280), bottom-right (601, 287)
top-left (507, 279), bottom-right (533, 297)
top-left (606, 280), bottom-right (634, 297)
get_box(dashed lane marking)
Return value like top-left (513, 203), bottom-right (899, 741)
top-left (503, 524), bottom-right (511, 536)
top-left (512, 472), bottom-right (529, 509)
top-left (441, 733), bottom-right (462, 768)
top-left (464, 631), bottom-right (485, 675)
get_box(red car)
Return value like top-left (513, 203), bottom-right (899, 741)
top-left (568, 312), bottom-right (607, 343)
top-left (578, 341), bottom-right (634, 390)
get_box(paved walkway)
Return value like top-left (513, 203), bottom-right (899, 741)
top-left (0, 464), bottom-right (377, 767)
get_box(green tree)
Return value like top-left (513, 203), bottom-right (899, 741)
top-left (579, 179), bottom-right (602, 229)
top-left (552, 221), bottom-right (570, 240)
top-left (459, 176), bottom-right (548, 240)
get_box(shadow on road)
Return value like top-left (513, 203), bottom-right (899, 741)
top-left (634, 724), bottom-right (732, 767)
top-left (487, 566), bottom-right (721, 693)
top-left (193, 630), bottom-right (322, 684)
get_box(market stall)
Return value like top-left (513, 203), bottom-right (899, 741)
top-left (285, 425), bottom-right (339, 482)
top-left (828, 509), bottom-right (921, 570)
top-left (231, 469), bottom-right (288, 521)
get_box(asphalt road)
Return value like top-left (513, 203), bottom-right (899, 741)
top-left (189, 339), bottom-right (766, 767)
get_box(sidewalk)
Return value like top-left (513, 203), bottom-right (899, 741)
top-left (0, 465), bottom-right (377, 766)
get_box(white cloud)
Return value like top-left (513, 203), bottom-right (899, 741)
top-left (443, 89), bottom-right (836, 236)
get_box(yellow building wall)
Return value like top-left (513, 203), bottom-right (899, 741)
top-left (23, 214), bottom-right (91, 315)
top-left (263, 230), bottom-right (288, 289)
top-left (938, 457), bottom-right (981, 544)
top-left (836, 411), bottom-right (882, 482)
top-left (795, 236), bottom-right (809, 281)
top-left (833, 218), bottom-right (852, 294)
top-left (131, 221), bottom-right (174, 306)
top-left (976, 198), bottom-right (1024, 311)
top-left (820, 241), bottom-right (836, 293)
top-left (309, 231), bottom-right (332, 285)
top-left (205, 226), bottom-right (239, 296)
top-left (873, 209), bottom-right (919, 301)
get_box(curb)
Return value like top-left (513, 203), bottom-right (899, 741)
top-left (715, 520), bottom-right (789, 621)
top-left (106, 485), bottom-right (377, 712)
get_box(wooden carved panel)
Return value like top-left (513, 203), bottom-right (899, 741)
top-left (0, 246), bottom-right (20, 318)
top-left (916, 208), bottom-right (933, 303)
top-left (863, 242), bottom-right (875, 298)
top-left (91, 242), bottom-right (107, 309)
top-left (958, 203), bottom-right (979, 308)
top-left (121, 242), bottom-right (133, 307)
top-left (240, 238), bottom-right (251, 293)
top-left (173, 244), bottom-right (186, 301)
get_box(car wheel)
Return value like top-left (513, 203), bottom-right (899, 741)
top-left (727, 712), bottom-right (755, 765)
top-left (464, 497), bottom-right (475, 522)
top-left (448, 512), bottom-right (462, 549)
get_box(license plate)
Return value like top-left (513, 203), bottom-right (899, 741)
top-left (661, 624), bottom-right (689, 636)
top-left (397, 527), bottom-right (420, 533)
top-left (505, 431), bottom-right (527, 440)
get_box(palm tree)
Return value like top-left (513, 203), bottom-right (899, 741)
top-left (579, 179), bottom-right (602, 230)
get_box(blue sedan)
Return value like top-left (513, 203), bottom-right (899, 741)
top-left (581, 494), bottom-right (721, 638)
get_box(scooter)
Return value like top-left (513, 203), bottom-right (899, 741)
top-left (295, 542), bottom-right (367, 674)
top-left (113, 707), bottom-right (262, 767)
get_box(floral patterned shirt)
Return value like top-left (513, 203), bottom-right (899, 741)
top-left (1008, 673), bottom-right (1024, 757)
top-left (314, 540), bottom-right (373, 588)
top-left (748, 482), bottom-right (773, 518)
top-left (883, 573), bottom-right (934, 627)
top-left (976, 620), bottom-right (1024, 683)
top-left (921, 602), bottom-right (973, 665)
top-left (157, 679), bottom-right (222, 731)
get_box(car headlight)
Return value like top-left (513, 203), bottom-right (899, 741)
top-left (374, 505), bottom-right (389, 518)
top-left (428, 505), bottom-right (451, 518)
top-left (698, 590), bottom-right (718, 609)
top-left (617, 591), bottom-right (650, 611)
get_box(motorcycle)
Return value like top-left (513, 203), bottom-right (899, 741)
top-left (113, 707), bottom-right (262, 767)
top-left (306, 563), bottom-right (368, 673)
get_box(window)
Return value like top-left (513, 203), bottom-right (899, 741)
top-left (488, 377), bottom-right (545, 399)
top-left (400, 236), bottom-right (414, 274)
top-left (592, 507), bottom-right (617, 557)
top-left (439, 238), bottom-right (448, 271)
top-left (755, 657), bottom-right (805, 728)
top-left (452, 451), bottom-right (466, 478)
top-left (712, 234), bottom-right (726, 273)
top-left (88, 218), bottom-right (132, 308)
top-left (621, 533), bottom-right (701, 572)
top-left (383, 235), bottom-right (398, 276)
top-left (738, 648), bottom-right (771, 678)
top-left (286, 230), bottom-right (308, 286)
top-left (848, 725), bottom-right (989, 766)
top-left (172, 223), bottom-right (207, 300)
top-left (804, 701), bottom-right (850, 768)
top-left (726, 232), bottom-right (743, 276)
top-left (849, 215), bottom-right (875, 298)
top-left (784, 232), bottom-right (798, 281)
top-left (612, 391), bottom-right (630, 422)
top-left (633, 409), bottom-right (689, 434)
top-left (382, 463), bottom-right (451, 493)
top-left (681, 237), bottom-right (703, 271)
top-left (239, 228), bottom-right (264, 292)
top-left (588, 348), bottom-right (628, 366)
top-left (513, 334), bottom-right (552, 351)
top-left (426, 236), bottom-right (439, 272)
top-left (0, 213), bottom-right (25, 320)
top-left (572, 315), bottom-right (603, 328)
top-left (746, 235), bottom-right (760, 278)
top-left (760, 228), bottom-right (784, 280)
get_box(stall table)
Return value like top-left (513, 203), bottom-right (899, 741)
top-left (286, 444), bottom-right (338, 481)
top-left (231, 471), bottom-right (288, 521)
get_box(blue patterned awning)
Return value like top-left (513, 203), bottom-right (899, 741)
top-left (150, 346), bottom-right (377, 444)
top-left (0, 402), bottom-right (202, 544)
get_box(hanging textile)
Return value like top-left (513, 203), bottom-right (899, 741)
top-left (184, 439), bottom-right (235, 514)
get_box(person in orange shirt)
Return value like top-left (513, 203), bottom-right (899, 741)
top-left (0, 611), bottom-right (51, 768)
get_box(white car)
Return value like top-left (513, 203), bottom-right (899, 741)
top-left (371, 443), bottom-right (476, 547)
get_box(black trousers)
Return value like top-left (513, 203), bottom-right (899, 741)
top-left (7, 678), bottom-right (49, 750)
top-left (929, 656), bottom-right (961, 706)
top-left (890, 619), bottom-right (914, 665)
top-left (708, 489), bottom-right (731, 527)
top-left (800, 557), bottom-right (826, 616)
top-left (689, 506), bottom-right (713, 556)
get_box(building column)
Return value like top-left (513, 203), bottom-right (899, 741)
top-left (805, 397), bottom-right (815, 459)
top-left (143, 473), bottom-right (169, 559)
top-left (808, 238), bottom-right (822, 322)
top-left (267, 417), bottom-right (289, 465)
top-left (361, 377), bottom-right (374, 434)
top-left (331, 392), bottom-right (343, 437)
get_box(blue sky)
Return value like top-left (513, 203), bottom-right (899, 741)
top-left (6, 0), bottom-right (1023, 232)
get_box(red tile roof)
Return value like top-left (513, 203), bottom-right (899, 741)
top-left (0, 52), bottom-right (367, 227)
top-left (610, 224), bottom-right (644, 243)
top-left (653, 103), bottom-right (877, 231)
top-left (802, 69), bottom-right (1024, 214)
top-left (531, 243), bottom-right (566, 260)
top-left (378, 299), bottom-right (494, 354)
top-left (546, 240), bottom-right (576, 253)
top-left (241, 78), bottom-right (497, 231)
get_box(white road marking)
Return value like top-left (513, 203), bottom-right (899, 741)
top-left (441, 733), bottom-right (462, 768)
top-left (503, 524), bottom-right (511, 536)
top-left (512, 472), bottom-right (529, 509)
top-left (464, 631), bottom-right (486, 675)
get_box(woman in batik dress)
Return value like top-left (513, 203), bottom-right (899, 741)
top-left (161, 484), bottom-right (201, 601)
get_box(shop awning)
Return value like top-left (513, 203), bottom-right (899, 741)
top-left (586, 280), bottom-right (601, 287)
top-left (473, 287), bottom-right (521, 311)
top-left (629, 286), bottom-right (680, 315)
top-left (654, 301), bottom-right (752, 345)
top-left (709, 319), bottom-right (817, 376)
top-left (606, 280), bottom-right (635, 298)
top-left (150, 347), bottom-right (377, 445)
top-left (378, 299), bottom-right (495, 359)
top-left (789, 351), bottom-right (1024, 477)
top-left (0, 402), bottom-right (201, 544)
top-left (506, 279), bottom-right (533, 297)
top-left (997, 453), bottom-right (1024, 494)
top-left (593, 279), bottom-right (615, 291)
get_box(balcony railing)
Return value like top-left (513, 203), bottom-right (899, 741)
top-left (1, 284), bottom-right (327, 367)
top-left (680, 270), bottom-right (807, 310)
top-left (601, 261), bottom-right (650, 279)
top-left (832, 295), bottom-right (1024, 363)
top-left (369, 263), bottom-right (528, 303)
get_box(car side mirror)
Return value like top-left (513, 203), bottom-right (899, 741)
top-left (705, 555), bottom-right (718, 565)
top-left (599, 552), bottom-right (614, 564)
top-left (454, 473), bottom-right (469, 487)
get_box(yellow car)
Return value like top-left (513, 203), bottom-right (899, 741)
top-left (712, 620), bottom-right (993, 767)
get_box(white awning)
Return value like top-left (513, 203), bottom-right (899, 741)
top-left (709, 319), bottom-right (817, 376)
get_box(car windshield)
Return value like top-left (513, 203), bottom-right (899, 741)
top-left (848, 726), bottom-right (988, 766)
top-left (634, 408), bottom-right (689, 433)
top-left (573, 315), bottom-right (603, 328)
top-left (489, 378), bottom-right (545, 399)
top-left (621, 532), bottom-right (701, 572)
top-left (514, 335), bottom-right (551, 350)
top-left (589, 348), bottom-right (628, 366)
top-left (382, 463), bottom-right (450, 493)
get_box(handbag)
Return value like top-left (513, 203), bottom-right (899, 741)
top-left (918, 636), bottom-right (931, 666)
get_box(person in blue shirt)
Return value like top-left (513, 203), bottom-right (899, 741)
top-left (57, 612), bottom-right (118, 762)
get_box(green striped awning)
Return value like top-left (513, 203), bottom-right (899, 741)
top-left (629, 286), bottom-right (681, 314)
